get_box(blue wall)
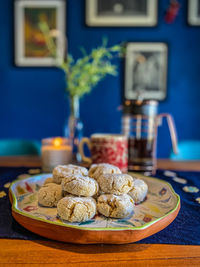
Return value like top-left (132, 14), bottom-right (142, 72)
top-left (0, 0), bottom-right (200, 158)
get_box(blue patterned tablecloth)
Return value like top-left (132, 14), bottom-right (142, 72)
top-left (0, 167), bottom-right (199, 244)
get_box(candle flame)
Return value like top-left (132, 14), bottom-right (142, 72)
top-left (53, 137), bottom-right (63, 147)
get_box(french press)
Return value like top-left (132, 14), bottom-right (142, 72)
top-left (122, 100), bottom-right (178, 174)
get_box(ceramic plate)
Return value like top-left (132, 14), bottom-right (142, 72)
top-left (9, 173), bottom-right (180, 244)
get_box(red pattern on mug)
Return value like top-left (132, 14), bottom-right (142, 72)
top-left (79, 135), bottom-right (128, 172)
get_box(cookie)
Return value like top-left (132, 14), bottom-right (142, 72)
top-left (38, 183), bottom-right (62, 207)
top-left (97, 194), bottom-right (134, 218)
top-left (128, 179), bottom-right (148, 204)
top-left (88, 163), bottom-right (121, 181)
top-left (43, 177), bottom-right (54, 185)
top-left (57, 196), bottom-right (96, 222)
top-left (61, 174), bottom-right (99, 197)
top-left (98, 173), bottom-right (134, 195)
top-left (53, 164), bottom-right (88, 184)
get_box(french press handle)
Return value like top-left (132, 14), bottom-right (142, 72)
top-left (157, 113), bottom-right (178, 155)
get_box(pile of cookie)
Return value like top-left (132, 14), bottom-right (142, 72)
top-left (38, 163), bottom-right (148, 223)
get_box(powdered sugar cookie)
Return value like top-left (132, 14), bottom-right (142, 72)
top-left (88, 163), bottom-right (121, 181)
top-left (98, 173), bottom-right (133, 195)
top-left (128, 179), bottom-right (148, 204)
top-left (97, 194), bottom-right (134, 218)
top-left (61, 174), bottom-right (99, 197)
top-left (53, 164), bottom-right (88, 184)
top-left (43, 177), bottom-right (54, 185)
top-left (38, 183), bottom-right (62, 207)
top-left (57, 196), bottom-right (96, 222)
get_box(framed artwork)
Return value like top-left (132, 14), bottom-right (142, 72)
top-left (188, 0), bottom-right (200, 25)
top-left (124, 43), bottom-right (168, 101)
top-left (14, 0), bottom-right (66, 66)
top-left (86, 0), bottom-right (158, 27)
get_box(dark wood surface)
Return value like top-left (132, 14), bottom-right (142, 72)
top-left (0, 156), bottom-right (200, 266)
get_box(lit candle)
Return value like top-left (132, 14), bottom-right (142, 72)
top-left (41, 137), bottom-right (72, 173)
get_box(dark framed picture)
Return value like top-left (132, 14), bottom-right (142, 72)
top-left (125, 43), bottom-right (168, 101)
top-left (15, 0), bottom-right (66, 66)
top-left (86, 0), bottom-right (158, 27)
top-left (188, 0), bottom-right (200, 25)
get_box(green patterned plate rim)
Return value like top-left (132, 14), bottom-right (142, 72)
top-left (9, 173), bottom-right (180, 231)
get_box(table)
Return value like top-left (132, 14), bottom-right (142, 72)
top-left (0, 156), bottom-right (200, 266)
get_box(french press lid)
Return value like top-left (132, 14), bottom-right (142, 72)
top-left (122, 100), bottom-right (158, 116)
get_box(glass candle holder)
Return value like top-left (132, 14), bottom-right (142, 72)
top-left (41, 137), bottom-right (72, 173)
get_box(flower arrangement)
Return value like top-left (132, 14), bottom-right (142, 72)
top-left (39, 21), bottom-right (123, 160)
top-left (61, 44), bottom-right (121, 99)
top-left (39, 21), bottom-right (122, 99)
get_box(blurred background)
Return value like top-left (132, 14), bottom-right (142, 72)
top-left (0, 0), bottom-right (200, 158)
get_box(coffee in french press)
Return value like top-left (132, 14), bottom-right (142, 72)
top-left (122, 100), bottom-right (178, 174)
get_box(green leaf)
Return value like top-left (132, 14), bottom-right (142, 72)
top-left (110, 46), bottom-right (120, 52)
top-left (37, 23), bottom-right (122, 98)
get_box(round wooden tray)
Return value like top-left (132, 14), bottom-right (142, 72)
top-left (9, 173), bottom-right (180, 244)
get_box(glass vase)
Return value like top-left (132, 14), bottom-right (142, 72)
top-left (64, 95), bottom-right (84, 162)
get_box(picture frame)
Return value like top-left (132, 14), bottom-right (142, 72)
top-left (86, 0), bottom-right (158, 27)
top-left (124, 42), bottom-right (168, 101)
top-left (188, 0), bottom-right (200, 26)
top-left (14, 0), bottom-right (66, 66)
